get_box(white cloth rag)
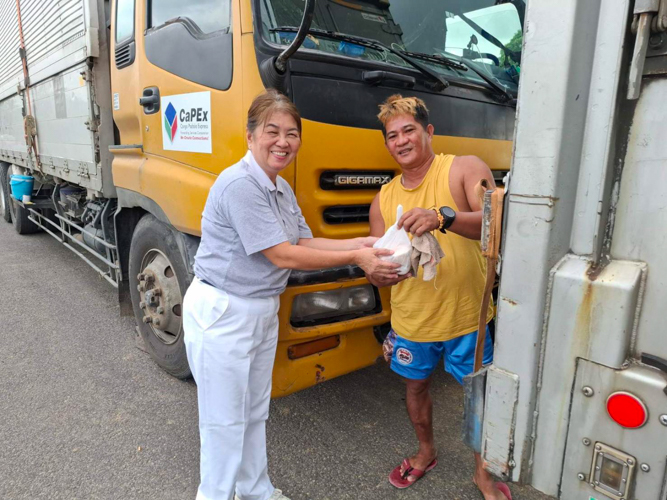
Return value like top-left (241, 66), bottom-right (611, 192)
top-left (410, 233), bottom-right (445, 281)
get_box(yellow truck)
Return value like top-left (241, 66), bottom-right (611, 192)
top-left (0, 0), bottom-right (522, 396)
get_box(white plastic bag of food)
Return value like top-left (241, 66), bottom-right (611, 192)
top-left (373, 205), bottom-right (412, 275)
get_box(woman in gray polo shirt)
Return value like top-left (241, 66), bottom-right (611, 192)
top-left (183, 90), bottom-right (399, 500)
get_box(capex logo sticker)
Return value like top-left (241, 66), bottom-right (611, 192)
top-left (396, 347), bottom-right (413, 365)
top-left (160, 91), bottom-right (212, 154)
top-left (164, 102), bottom-right (178, 142)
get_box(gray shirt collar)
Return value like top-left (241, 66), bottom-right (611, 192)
top-left (244, 150), bottom-right (284, 194)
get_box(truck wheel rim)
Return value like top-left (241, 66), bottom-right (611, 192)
top-left (138, 249), bottom-right (183, 345)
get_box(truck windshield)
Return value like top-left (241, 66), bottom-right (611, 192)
top-left (259, 0), bottom-right (524, 93)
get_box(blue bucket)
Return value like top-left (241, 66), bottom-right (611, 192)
top-left (10, 175), bottom-right (34, 201)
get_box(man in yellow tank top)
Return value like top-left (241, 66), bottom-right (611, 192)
top-left (367, 95), bottom-right (510, 500)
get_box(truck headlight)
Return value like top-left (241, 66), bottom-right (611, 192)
top-left (290, 285), bottom-right (378, 326)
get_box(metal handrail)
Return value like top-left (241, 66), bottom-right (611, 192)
top-left (27, 208), bottom-right (119, 270)
top-left (53, 213), bottom-right (117, 250)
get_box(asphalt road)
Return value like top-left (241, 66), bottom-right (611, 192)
top-left (0, 221), bottom-right (553, 500)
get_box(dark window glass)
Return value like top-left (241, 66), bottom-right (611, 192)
top-left (151, 0), bottom-right (231, 34)
top-left (144, 0), bottom-right (234, 89)
top-left (261, 0), bottom-right (523, 91)
top-left (115, 0), bottom-right (135, 42)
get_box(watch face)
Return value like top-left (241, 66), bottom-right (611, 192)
top-left (440, 206), bottom-right (455, 219)
top-left (440, 206), bottom-right (456, 231)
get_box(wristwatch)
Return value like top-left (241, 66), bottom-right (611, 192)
top-left (438, 206), bottom-right (456, 233)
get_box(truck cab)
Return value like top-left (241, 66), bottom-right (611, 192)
top-left (109, 0), bottom-right (522, 395)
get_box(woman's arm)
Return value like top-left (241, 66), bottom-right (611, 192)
top-left (297, 236), bottom-right (377, 251)
top-left (262, 242), bottom-right (399, 278)
top-left (219, 178), bottom-right (397, 276)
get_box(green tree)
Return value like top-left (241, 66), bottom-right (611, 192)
top-left (500, 29), bottom-right (522, 67)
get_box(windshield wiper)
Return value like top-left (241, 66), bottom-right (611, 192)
top-left (396, 50), bottom-right (515, 104)
top-left (270, 27), bottom-right (513, 104)
top-left (397, 50), bottom-right (468, 72)
top-left (457, 59), bottom-right (515, 104)
top-left (270, 26), bottom-right (450, 92)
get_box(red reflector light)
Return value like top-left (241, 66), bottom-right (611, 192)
top-left (606, 392), bottom-right (648, 428)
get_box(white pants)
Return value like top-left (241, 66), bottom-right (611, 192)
top-left (183, 278), bottom-right (280, 500)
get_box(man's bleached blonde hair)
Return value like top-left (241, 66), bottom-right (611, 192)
top-left (377, 94), bottom-right (430, 137)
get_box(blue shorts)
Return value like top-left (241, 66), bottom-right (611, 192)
top-left (390, 326), bottom-right (494, 384)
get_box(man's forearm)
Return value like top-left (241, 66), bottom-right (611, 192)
top-left (449, 210), bottom-right (483, 240)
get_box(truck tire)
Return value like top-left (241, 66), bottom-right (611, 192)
top-left (2, 166), bottom-right (39, 234)
top-left (0, 164), bottom-right (11, 223)
top-left (129, 214), bottom-right (192, 379)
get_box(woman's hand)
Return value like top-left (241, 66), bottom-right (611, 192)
top-left (353, 236), bottom-right (379, 249)
top-left (353, 247), bottom-right (401, 278)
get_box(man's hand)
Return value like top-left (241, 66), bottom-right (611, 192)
top-left (366, 271), bottom-right (412, 288)
top-left (397, 207), bottom-right (440, 236)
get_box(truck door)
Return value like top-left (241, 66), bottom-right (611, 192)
top-left (138, 0), bottom-right (245, 174)
top-left (111, 0), bottom-right (245, 233)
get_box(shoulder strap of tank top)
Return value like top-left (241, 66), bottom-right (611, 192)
top-left (430, 154), bottom-right (456, 205)
top-left (379, 179), bottom-right (396, 226)
top-left (438, 154), bottom-right (456, 180)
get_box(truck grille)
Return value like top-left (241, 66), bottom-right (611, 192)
top-left (323, 205), bottom-right (370, 224)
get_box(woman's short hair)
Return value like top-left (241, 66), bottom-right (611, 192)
top-left (377, 94), bottom-right (430, 137)
top-left (247, 89), bottom-right (302, 135)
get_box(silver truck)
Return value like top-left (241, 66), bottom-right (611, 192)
top-left (481, 0), bottom-right (667, 499)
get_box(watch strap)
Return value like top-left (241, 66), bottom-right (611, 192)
top-left (431, 207), bottom-right (444, 231)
